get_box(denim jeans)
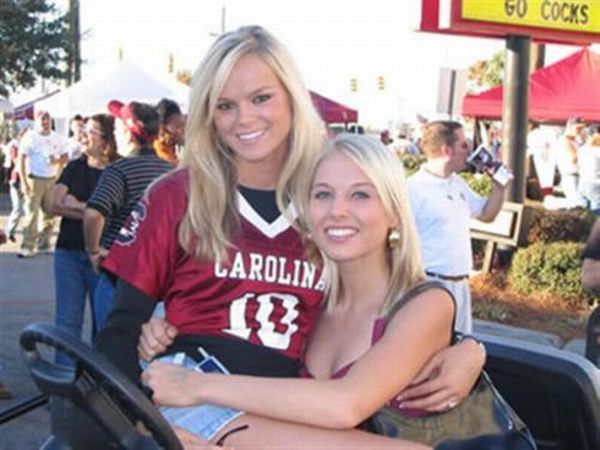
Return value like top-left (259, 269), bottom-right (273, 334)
top-left (152, 354), bottom-right (242, 440)
top-left (54, 249), bottom-right (99, 366)
top-left (93, 272), bottom-right (116, 331)
top-left (5, 182), bottom-right (24, 237)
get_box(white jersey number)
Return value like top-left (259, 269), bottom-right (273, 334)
top-left (224, 293), bottom-right (300, 350)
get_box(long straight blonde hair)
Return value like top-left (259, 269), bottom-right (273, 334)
top-left (297, 134), bottom-right (426, 315)
top-left (178, 26), bottom-right (326, 261)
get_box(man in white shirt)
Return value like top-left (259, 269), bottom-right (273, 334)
top-left (18, 110), bottom-right (68, 257)
top-left (407, 121), bottom-right (508, 333)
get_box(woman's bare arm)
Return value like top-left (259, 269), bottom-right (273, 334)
top-left (51, 184), bottom-right (86, 220)
top-left (142, 288), bottom-right (454, 429)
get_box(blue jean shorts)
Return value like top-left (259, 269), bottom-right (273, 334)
top-left (150, 353), bottom-right (243, 441)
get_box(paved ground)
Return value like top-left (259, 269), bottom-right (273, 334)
top-left (0, 192), bottom-right (93, 449)
top-left (0, 191), bottom-right (589, 449)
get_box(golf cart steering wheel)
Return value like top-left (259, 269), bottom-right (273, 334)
top-left (20, 323), bottom-right (182, 450)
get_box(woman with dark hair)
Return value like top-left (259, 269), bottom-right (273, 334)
top-left (154, 98), bottom-right (185, 165)
top-left (51, 114), bottom-right (119, 366)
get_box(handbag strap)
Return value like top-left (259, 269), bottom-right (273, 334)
top-left (383, 280), bottom-right (457, 338)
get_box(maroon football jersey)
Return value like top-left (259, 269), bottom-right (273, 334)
top-left (103, 169), bottom-right (324, 360)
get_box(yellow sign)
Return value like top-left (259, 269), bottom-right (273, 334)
top-left (461, 0), bottom-right (600, 34)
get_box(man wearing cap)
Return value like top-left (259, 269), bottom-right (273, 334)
top-left (18, 110), bottom-right (68, 258)
top-left (83, 101), bottom-right (172, 330)
top-left (407, 121), bottom-right (508, 333)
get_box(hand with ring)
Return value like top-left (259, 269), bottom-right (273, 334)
top-left (396, 338), bottom-right (485, 412)
top-left (446, 398), bottom-right (458, 410)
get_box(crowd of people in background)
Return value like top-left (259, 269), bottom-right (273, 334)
top-left (526, 117), bottom-right (600, 213)
top-left (0, 100), bottom-right (185, 363)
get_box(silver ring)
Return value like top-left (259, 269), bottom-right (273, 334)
top-left (446, 399), bottom-right (458, 410)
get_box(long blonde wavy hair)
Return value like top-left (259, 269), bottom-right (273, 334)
top-left (297, 134), bottom-right (426, 315)
top-left (178, 25), bottom-right (326, 261)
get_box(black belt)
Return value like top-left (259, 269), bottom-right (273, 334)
top-left (28, 174), bottom-right (56, 180)
top-left (426, 271), bottom-right (469, 282)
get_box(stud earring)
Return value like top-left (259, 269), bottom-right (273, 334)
top-left (387, 228), bottom-right (401, 249)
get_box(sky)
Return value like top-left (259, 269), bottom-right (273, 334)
top-left (42, 0), bottom-right (594, 129)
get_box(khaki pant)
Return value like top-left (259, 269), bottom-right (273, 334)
top-left (21, 175), bottom-right (56, 251)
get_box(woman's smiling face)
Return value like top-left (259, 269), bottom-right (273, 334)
top-left (308, 150), bottom-right (396, 266)
top-left (213, 53), bottom-right (292, 187)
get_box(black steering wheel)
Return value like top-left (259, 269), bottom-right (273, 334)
top-left (20, 323), bottom-right (183, 450)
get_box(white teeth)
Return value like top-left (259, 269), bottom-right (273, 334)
top-left (238, 130), bottom-right (264, 140)
top-left (327, 228), bottom-right (355, 237)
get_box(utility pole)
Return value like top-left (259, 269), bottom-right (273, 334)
top-left (67, 0), bottom-right (81, 85)
top-left (220, 6), bottom-right (226, 34)
top-left (210, 6), bottom-right (226, 36)
top-left (168, 53), bottom-right (174, 74)
top-left (529, 43), bottom-right (545, 74)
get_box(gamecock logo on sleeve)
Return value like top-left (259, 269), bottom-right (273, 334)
top-left (115, 202), bottom-right (148, 246)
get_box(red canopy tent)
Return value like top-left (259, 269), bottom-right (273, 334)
top-left (12, 90), bottom-right (59, 120)
top-left (310, 91), bottom-right (358, 124)
top-left (462, 48), bottom-right (600, 123)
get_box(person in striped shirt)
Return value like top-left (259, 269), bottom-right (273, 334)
top-left (83, 101), bottom-right (173, 330)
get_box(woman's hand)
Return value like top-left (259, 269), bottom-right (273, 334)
top-left (63, 194), bottom-right (85, 211)
top-left (173, 426), bottom-right (231, 450)
top-left (396, 338), bottom-right (485, 412)
top-left (89, 247), bottom-right (108, 272)
top-left (138, 317), bottom-right (178, 361)
top-left (142, 360), bottom-right (203, 407)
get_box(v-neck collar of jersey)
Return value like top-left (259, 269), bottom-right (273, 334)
top-left (237, 190), bottom-right (297, 239)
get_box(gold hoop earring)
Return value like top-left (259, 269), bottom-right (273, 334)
top-left (387, 228), bottom-right (401, 249)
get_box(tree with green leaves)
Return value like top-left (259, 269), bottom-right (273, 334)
top-left (467, 50), bottom-right (505, 93)
top-left (0, 0), bottom-right (69, 97)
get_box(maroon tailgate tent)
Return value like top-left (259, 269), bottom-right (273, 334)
top-left (462, 48), bottom-right (600, 123)
top-left (310, 91), bottom-right (358, 124)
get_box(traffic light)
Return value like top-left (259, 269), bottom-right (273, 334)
top-left (377, 76), bottom-right (385, 91)
top-left (350, 78), bottom-right (358, 92)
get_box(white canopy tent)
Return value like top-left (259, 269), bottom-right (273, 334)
top-left (36, 61), bottom-right (189, 135)
top-left (0, 96), bottom-right (15, 113)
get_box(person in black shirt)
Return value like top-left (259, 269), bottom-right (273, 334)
top-left (51, 114), bottom-right (119, 366)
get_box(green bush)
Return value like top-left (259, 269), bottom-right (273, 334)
top-left (459, 172), bottom-right (492, 197)
top-left (526, 205), bottom-right (595, 244)
top-left (508, 241), bottom-right (599, 307)
top-left (400, 154), bottom-right (426, 177)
